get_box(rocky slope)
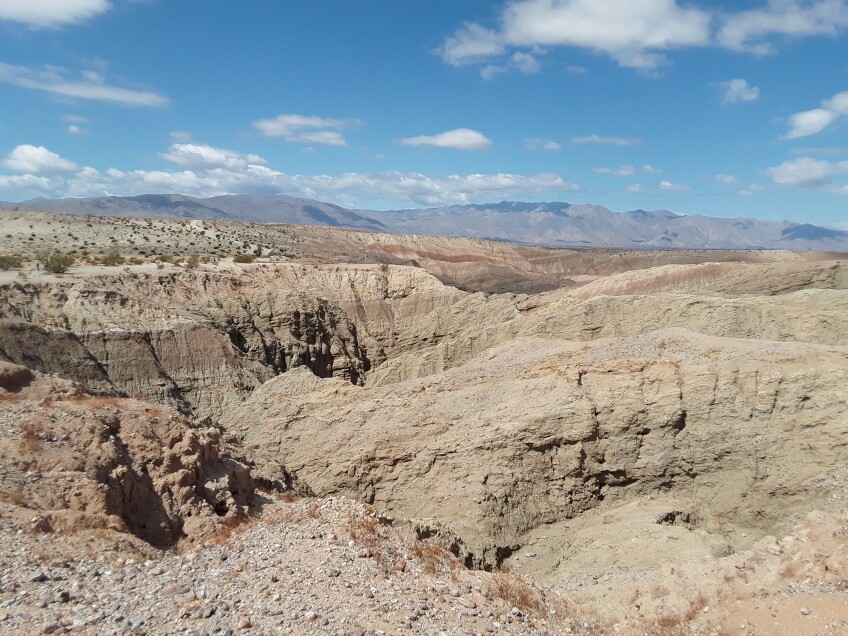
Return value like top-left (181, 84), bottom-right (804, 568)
top-left (0, 362), bottom-right (257, 548)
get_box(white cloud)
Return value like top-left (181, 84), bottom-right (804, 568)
top-left (783, 90), bottom-right (848, 139)
top-left (626, 183), bottom-right (650, 193)
top-left (399, 128), bottom-right (492, 150)
top-left (721, 78), bottom-right (760, 103)
top-left (159, 144), bottom-right (268, 170)
top-left (785, 107), bottom-right (840, 139)
top-left (0, 62), bottom-right (168, 107)
top-left (480, 64), bottom-right (507, 80)
top-left (739, 183), bottom-right (764, 196)
top-left (717, 0), bottom-right (848, 53)
top-left (511, 51), bottom-right (541, 74)
top-left (571, 134), bottom-right (643, 146)
top-left (596, 164), bottom-right (638, 176)
top-left (524, 137), bottom-right (561, 150)
top-left (440, 1), bottom-right (848, 73)
top-left (3, 145), bottom-right (78, 173)
top-left (438, 23), bottom-right (506, 66)
top-left (169, 130), bottom-right (193, 142)
top-left (479, 51), bottom-right (541, 78)
top-left (642, 164), bottom-right (662, 174)
top-left (565, 65), bottom-right (588, 74)
top-left (659, 179), bottom-right (689, 191)
top-left (825, 91), bottom-right (848, 114)
top-left (0, 144), bottom-right (576, 207)
top-left (253, 114), bottom-right (352, 146)
top-left (715, 173), bottom-right (739, 184)
top-left (67, 124), bottom-right (87, 135)
top-left (0, 0), bottom-right (110, 28)
top-left (766, 156), bottom-right (848, 188)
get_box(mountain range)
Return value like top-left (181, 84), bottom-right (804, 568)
top-left (2, 193), bottom-right (847, 251)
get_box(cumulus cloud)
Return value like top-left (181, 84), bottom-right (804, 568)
top-left (739, 183), bottom-right (764, 196)
top-left (659, 179), bottom-right (689, 191)
top-left (511, 51), bottom-right (541, 74)
top-left (721, 78), bottom-right (760, 103)
top-left (0, 144), bottom-right (575, 207)
top-left (642, 164), bottom-right (662, 174)
top-left (439, 23), bottom-right (507, 66)
top-left (716, 0), bottom-right (848, 53)
top-left (0, 62), bottom-right (168, 107)
top-left (159, 144), bottom-right (268, 170)
top-left (784, 90), bottom-right (848, 139)
top-left (399, 128), bottom-right (492, 150)
top-left (478, 50), bottom-right (542, 79)
top-left (785, 108), bottom-right (840, 139)
top-left (571, 134), bottom-right (643, 146)
top-left (67, 124), bottom-right (87, 135)
top-left (3, 145), bottom-right (78, 173)
top-left (440, 0), bottom-right (848, 72)
top-left (594, 164), bottom-right (637, 176)
top-left (626, 184), bottom-right (650, 193)
top-left (0, 0), bottom-right (110, 28)
top-left (766, 156), bottom-right (848, 188)
top-left (252, 114), bottom-right (353, 146)
top-left (715, 173), bottom-right (739, 184)
top-left (524, 137), bottom-right (561, 150)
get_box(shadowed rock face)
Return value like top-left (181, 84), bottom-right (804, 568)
top-left (0, 365), bottom-right (256, 547)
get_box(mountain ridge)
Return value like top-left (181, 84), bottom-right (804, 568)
top-left (2, 193), bottom-right (846, 251)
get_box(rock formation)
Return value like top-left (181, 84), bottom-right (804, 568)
top-left (0, 362), bottom-right (256, 547)
top-left (221, 329), bottom-right (848, 568)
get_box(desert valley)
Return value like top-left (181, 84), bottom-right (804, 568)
top-left (0, 204), bottom-right (846, 635)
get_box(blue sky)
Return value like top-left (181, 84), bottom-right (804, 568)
top-left (0, 1), bottom-right (847, 228)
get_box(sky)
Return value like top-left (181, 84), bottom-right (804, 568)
top-left (0, 1), bottom-right (847, 229)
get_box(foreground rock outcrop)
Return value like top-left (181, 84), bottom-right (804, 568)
top-left (0, 362), bottom-right (257, 547)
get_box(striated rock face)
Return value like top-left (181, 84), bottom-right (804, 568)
top-left (369, 260), bottom-right (848, 385)
top-left (0, 266), bottom-right (386, 421)
top-left (221, 330), bottom-right (848, 568)
top-left (0, 364), bottom-right (256, 547)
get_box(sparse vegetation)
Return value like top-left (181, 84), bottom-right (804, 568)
top-left (233, 254), bottom-right (256, 263)
top-left (41, 251), bottom-right (75, 273)
top-left (100, 252), bottom-right (126, 266)
top-left (487, 570), bottom-right (547, 616)
top-left (0, 254), bottom-right (23, 270)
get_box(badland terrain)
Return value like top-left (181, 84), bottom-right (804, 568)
top-left (0, 206), bottom-right (846, 635)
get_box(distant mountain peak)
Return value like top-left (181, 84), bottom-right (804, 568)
top-left (1, 193), bottom-right (846, 251)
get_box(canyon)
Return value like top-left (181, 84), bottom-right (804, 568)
top-left (0, 211), bottom-right (846, 634)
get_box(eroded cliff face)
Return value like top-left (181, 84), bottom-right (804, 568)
top-left (0, 266), bottom-right (399, 420)
top-left (221, 330), bottom-right (848, 568)
top-left (0, 362), bottom-right (256, 547)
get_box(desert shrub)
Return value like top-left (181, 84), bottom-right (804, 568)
top-left (487, 571), bottom-right (547, 616)
top-left (408, 540), bottom-right (458, 574)
top-left (233, 254), bottom-right (256, 263)
top-left (100, 252), bottom-right (126, 266)
top-left (184, 255), bottom-right (200, 269)
top-left (0, 254), bottom-right (23, 270)
top-left (42, 252), bottom-right (75, 274)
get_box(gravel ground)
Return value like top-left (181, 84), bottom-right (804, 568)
top-left (0, 498), bottom-right (600, 636)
